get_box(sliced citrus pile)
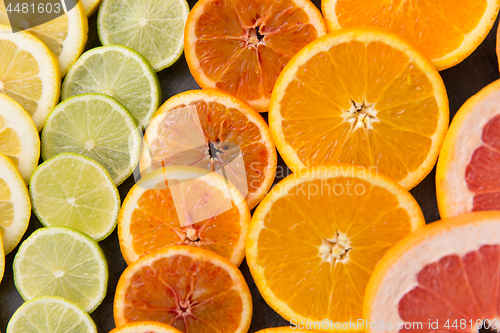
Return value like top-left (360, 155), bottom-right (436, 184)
top-left (184, 0), bottom-right (327, 111)
top-left (322, 0), bottom-right (500, 70)
top-left (246, 165), bottom-right (424, 327)
top-left (0, 93), bottom-right (40, 183)
top-left (0, 153), bottom-right (31, 254)
top-left (270, 27), bottom-right (449, 190)
top-left (0, 1), bottom-right (88, 75)
top-left (0, 25), bottom-right (60, 130)
top-left (437, 79), bottom-right (500, 218)
top-left (0, 241), bottom-right (4, 285)
top-left (82, 0), bottom-right (101, 16)
top-left (141, 90), bottom-right (277, 208)
top-left (114, 245), bottom-right (252, 332)
top-left (119, 166), bottom-right (250, 266)
top-left (110, 321), bottom-right (182, 333)
top-left (365, 211), bottom-right (500, 331)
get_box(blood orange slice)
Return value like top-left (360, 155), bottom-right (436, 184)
top-left (110, 321), bottom-right (182, 333)
top-left (113, 245), bottom-right (252, 333)
top-left (365, 211), bottom-right (500, 332)
top-left (184, 0), bottom-right (327, 111)
top-left (437, 79), bottom-right (500, 218)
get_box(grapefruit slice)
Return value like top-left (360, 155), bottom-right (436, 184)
top-left (114, 245), bottom-right (252, 333)
top-left (365, 211), bottom-right (500, 332)
top-left (437, 79), bottom-right (500, 218)
top-left (140, 90), bottom-right (277, 209)
top-left (118, 166), bottom-right (250, 266)
top-left (110, 321), bottom-right (182, 333)
top-left (184, 0), bottom-right (327, 111)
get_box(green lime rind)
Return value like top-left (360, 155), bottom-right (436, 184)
top-left (13, 226), bottom-right (108, 314)
top-left (29, 152), bottom-right (121, 241)
top-left (41, 93), bottom-right (142, 186)
top-left (97, 0), bottom-right (189, 71)
top-left (61, 45), bottom-right (161, 129)
top-left (6, 296), bottom-right (97, 333)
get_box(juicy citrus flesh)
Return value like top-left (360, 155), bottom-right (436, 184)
top-left (246, 166), bottom-right (424, 327)
top-left (270, 28), bottom-right (449, 190)
top-left (119, 167), bottom-right (250, 266)
top-left (114, 246), bottom-right (252, 333)
top-left (109, 321), bottom-right (183, 333)
top-left (185, 0), bottom-right (327, 111)
top-left (82, 0), bottom-right (101, 16)
top-left (0, 241), bottom-right (4, 284)
top-left (141, 90), bottom-right (277, 209)
top-left (323, 0), bottom-right (500, 70)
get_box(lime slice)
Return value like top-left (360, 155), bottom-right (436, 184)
top-left (41, 94), bottom-right (141, 185)
top-left (6, 296), bottom-right (97, 333)
top-left (13, 226), bottom-right (108, 313)
top-left (61, 45), bottom-right (161, 129)
top-left (29, 153), bottom-right (120, 241)
top-left (97, 0), bottom-right (189, 71)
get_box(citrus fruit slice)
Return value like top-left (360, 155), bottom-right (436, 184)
top-left (62, 45), bottom-right (161, 129)
top-left (98, 0), bottom-right (189, 71)
top-left (256, 328), bottom-right (304, 332)
top-left (184, 0), bottom-right (327, 111)
top-left (246, 165), bottom-right (425, 328)
top-left (140, 90), bottom-right (277, 209)
top-left (41, 94), bottom-right (142, 185)
top-left (13, 226), bottom-right (108, 313)
top-left (269, 27), bottom-right (449, 190)
top-left (0, 241), bottom-right (4, 285)
top-left (365, 211), bottom-right (500, 332)
top-left (110, 321), bottom-right (182, 333)
top-left (6, 296), bottom-right (97, 333)
top-left (322, 0), bottom-right (500, 71)
top-left (0, 25), bottom-right (60, 130)
top-left (0, 153), bottom-right (31, 255)
top-left (0, 1), bottom-right (88, 75)
top-left (437, 79), bottom-right (500, 218)
top-left (0, 93), bottom-right (40, 183)
top-left (82, 0), bottom-right (101, 16)
top-left (30, 153), bottom-right (120, 241)
top-left (119, 166), bottom-right (250, 266)
top-left (114, 245), bottom-right (252, 332)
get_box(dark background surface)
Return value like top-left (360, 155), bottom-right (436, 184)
top-left (1, 0), bottom-right (500, 332)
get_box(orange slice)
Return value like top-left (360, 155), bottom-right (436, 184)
top-left (322, 0), bottom-right (500, 71)
top-left (118, 166), bottom-right (250, 266)
top-left (437, 79), bottom-right (500, 218)
top-left (256, 328), bottom-right (305, 332)
top-left (140, 90), bottom-right (277, 209)
top-left (246, 165), bottom-right (424, 329)
top-left (184, 0), bottom-right (327, 111)
top-left (269, 27), bottom-right (449, 190)
top-left (110, 321), bottom-right (182, 333)
top-left (365, 211), bottom-right (500, 332)
top-left (114, 245), bottom-right (252, 333)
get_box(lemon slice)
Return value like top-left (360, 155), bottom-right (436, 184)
top-left (0, 241), bottom-right (4, 285)
top-left (6, 296), bottom-right (97, 333)
top-left (98, 0), bottom-right (189, 71)
top-left (30, 153), bottom-right (120, 241)
top-left (13, 226), bottom-right (108, 313)
top-left (82, 0), bottom-right (101, 16)
top-left (0, 1), bottom-right (88, 75)
top-left (0, 25), bottom-right (60, 131)
top-left (0, 93), bottom-right (40, 183)
top-left (0, 153), bottom-right (31, 255)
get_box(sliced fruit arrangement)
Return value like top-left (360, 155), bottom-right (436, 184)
top-left (246, 165), bottom-right (424, 328)
top-left (0, 241), bottom-right (4, 285)
top-left (141, 89), bottom-right (277, 209)
top-left (13, 226), bottom-right (108, 313)
top-left (0, 25), bottom-right (60, 130)
top-left (98, 0), bottom-right (189, 71)
top-left (6, 296), bottom-right (97, 333)
top-left (322, 0), bottom-right (500, 71)
top-left (110, 321), bottom-right (182, 333)
top-left (119, 166), bottom-right (250, 266)
top-left (437, 79), bottom-right (500, 218)
top-left (270, 27), bottom-right (449, 190)
top-left (365, 211), bottom-right (500, 332)
top-left (184, 0), bottom-right (327, 111)
top-left (42, 94), bottom-right (142, 185)
top-left (0, 0), bottom-right (88, 75)
top-left (82, 0), bottom-right (101, 17)
top-left (30, 153), bottom-right (120, 241)
top-left (114, 245), bottom-right (252, 332)
top-left (62, 45), bottom-right (161, 129)
top-left (0, 153), bottom-right (31, 255)
top-left (0, 93), bottom-right (40, 183)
